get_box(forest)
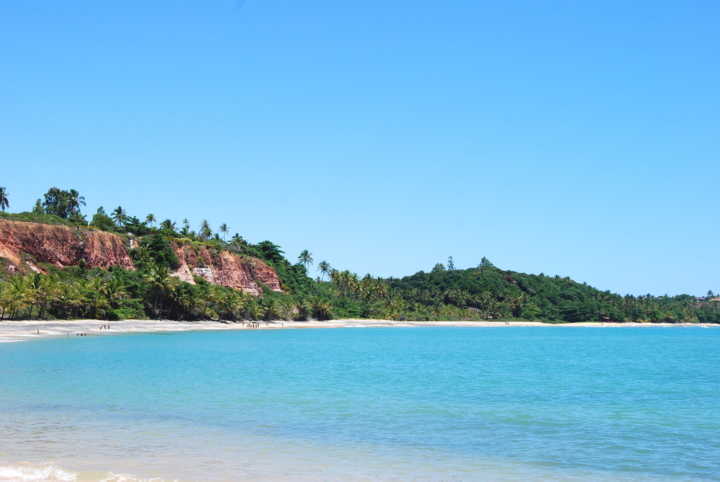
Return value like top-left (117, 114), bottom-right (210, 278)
top-left (0, 186), bottom-right (718, 323)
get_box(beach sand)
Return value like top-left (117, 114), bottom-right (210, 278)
top-left (0, 319), bottom-right (715, 343)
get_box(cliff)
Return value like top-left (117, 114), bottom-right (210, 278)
top-left (172, 243), bottom-right (282, 296)
top-left (0, 219), bottom-right (282, 295)
top-left (0, 219), bottom-right (133, 272)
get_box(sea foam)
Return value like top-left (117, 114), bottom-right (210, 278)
top-left (0, 464), bottom-right (76, 481)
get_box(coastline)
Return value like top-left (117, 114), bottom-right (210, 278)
top-left (0, 319), bottom-right (716, 344)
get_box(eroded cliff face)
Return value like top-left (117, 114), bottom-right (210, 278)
top-left (0, 219), bottom-right (282, 296)
top-left (172, 244), bottom-right (283, 296)
top-left (0, 219), bottom-right (133, 272)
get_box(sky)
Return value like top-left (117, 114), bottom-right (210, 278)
top-left (1, 1), bottom-right (718, 296)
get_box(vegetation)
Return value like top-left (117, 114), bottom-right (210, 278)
top-left (0, 187), bottom-right (8, 212)
top-left (0, 210), bottom-right (80, 227)
top-left (385, 263), bottom-right (720, 323)
top-left (0, 186), bottom-right (718, 323)
top-left (41, 187), bottom-right (86, 222)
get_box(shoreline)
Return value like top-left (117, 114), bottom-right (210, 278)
top-left (0, 319), bottom-right (716, 344)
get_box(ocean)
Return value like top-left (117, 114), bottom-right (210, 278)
top-left (0, 327), bottom-right (718, 481)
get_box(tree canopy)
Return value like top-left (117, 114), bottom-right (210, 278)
top-left (42, 187), bottom-right (85, 220)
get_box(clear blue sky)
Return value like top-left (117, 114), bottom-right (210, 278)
top-left (2, 1), bottom-right (718, 296)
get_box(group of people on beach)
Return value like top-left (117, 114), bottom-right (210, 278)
top-left (72, 324), bottom-right (111, 337)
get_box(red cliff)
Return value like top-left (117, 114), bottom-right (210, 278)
top-left (172, 243), bottom-right (283, 296)
top-left (0, 219), bottom-right (133, 272)
top-left (0, 219), bottom-right (282, 296)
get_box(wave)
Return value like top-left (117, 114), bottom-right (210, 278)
top-left (0, 463), bottom-right (169, 482)
top-left (0, 464), bottom-right (76, 481)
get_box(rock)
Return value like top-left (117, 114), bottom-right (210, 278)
top-left (171, 243), bottom-right (283, 295)
top-left (0, 219), bottom-right (133, 270)
top-left (0, 219), bottom-right (281, 296)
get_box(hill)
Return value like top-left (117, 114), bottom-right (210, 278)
top-left (387, 260), bottom-right (719, 323)
top-left (0, 186), bottom-right (717, 323)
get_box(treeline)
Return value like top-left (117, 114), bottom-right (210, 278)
top-left (385, 259), bottom-right (720, 323)
top-left (0, 186), bottom-right (718, 323)
top-left (0, 267), bottom-right (333, 322)
top-left (3, 260), bottom-right (718, 323)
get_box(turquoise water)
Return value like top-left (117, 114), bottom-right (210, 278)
top-left (1, 327), bottom-right (719, 481)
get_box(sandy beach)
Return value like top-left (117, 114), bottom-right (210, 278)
top-left (0, 319), bottom-right (716, 344)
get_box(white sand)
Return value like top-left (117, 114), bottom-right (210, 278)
top-left (0, 319), bottom-right (715, 344)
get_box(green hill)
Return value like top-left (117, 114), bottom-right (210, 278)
top-left (0, 186), bottom-right (717, 323)
top-left (387, 260), bottom-right (718, 323)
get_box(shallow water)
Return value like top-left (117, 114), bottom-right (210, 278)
top-left (1, 327), bottom-right (719, 481)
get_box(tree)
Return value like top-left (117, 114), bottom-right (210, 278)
top-left (432, 263), bottom-right (446, 273)
top-left (318, 261), bottom-right (331, 281)
top-left (159, 219), bottom-right (176, 235)
top-left (99, 275), bottom-right (127, 312)
top-left (42, 187), bottom-right (85, 219)
top-left (32, 199), bottom-right (43, 214)
top-left (0, 187), bottom-right (8, 211)
top-left (520, 302), bottom-right (542, 320)
top-left (112, 206), bottom-right (127, 226)
top-left (256, 241), bottom-right (285, 264)
top-left (134, 233), bottom-right (180, 270)
top-left (145, 214), bottom-right (156, 227)
top-left (447, 256), bottom-right (455, 271)
top-left (298, 250), bottom-right (313, 270)
top-left (199, 220), bottom-right (212, 240)
top-left (480, 257), bottom-right (494, 269)
top-left (180, 219), bottom-right (190, 236)
top-left (123, 216), bottom-right (150, 236)
top-left (230, 234), bottom-right (248, 249)
top-left (91, 207), bottom-right (116, 231)
top-left (219, 223), bottom-right (229, 241)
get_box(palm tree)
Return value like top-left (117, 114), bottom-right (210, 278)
top-left (35, 275), bottom-right (61, 320)
top-left (112, 206), bottom-right (127, 226)
top-left (219, 223), bottom-right (229, 241)
top-left (67, 189), bottom-right (85, 216)
top-left (100, 276), bottom-right (127, 311)
top-left (84, 277), bottom-right (110, 319)
top-left (298, 250), bottom-right (313, 270)
top-left (0, 187), bottom-right (8, 212)
top-left (231, 233), bottom-right (247, 247)
top-left (318, 260), bottom-right (331, 281)
top-left (5, 276), bottom-right (32, 320)
top-left (200, 220), bottom-right (212, 240)
top-left (160, 219), bottom-right (176, 234)
top-left (145, 213), bottom-right (156, 227)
